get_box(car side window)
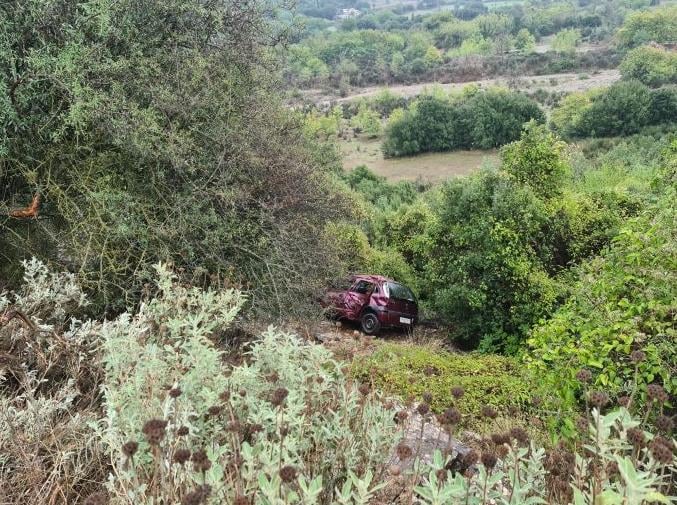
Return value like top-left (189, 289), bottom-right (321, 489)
top-left (351, 280), bottom-right (374, 294)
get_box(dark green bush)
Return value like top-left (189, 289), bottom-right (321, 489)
top-left (383, 90), bottom-right (544, 157)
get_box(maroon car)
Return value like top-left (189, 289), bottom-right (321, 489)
top-left (322, 274), bottom-right (418, 334)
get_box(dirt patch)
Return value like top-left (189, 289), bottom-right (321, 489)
top-left (304, 69), bottom-right (620, 104)
top-left (340, 136), bottom-right (498, 182)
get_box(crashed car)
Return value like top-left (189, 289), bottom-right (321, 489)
top-left (321, 274), bottom-right (418, 334)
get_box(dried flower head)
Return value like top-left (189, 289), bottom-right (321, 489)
top-left (270, 387), bottom-right (289, 407)
top-left (647, 383), bottom-right (669, 403)
top-left (207, 405), bottom-right (222, 417)
top-left (462, 449), bottom-right (479, 467)
top-left (589, 391), bottom-right (609, 408)
top-left (481, 405), bottom-right (497, 419)
top-left (442, 407), bottom-right (461, 425)
top-left (451, 386), bottom-right (465, 399)
top-left (396, 443), bottom-right (413, 461)
top-left (576, 369), bottom-right (592, 383)
top-left (266, 371), bottom-right (279, 383)
top-left (358, 383), bottom-right (370, 396)
top-left (227, 420), bottom-right (242, 433)
top-left (169, 387), bottom-right (182, 398)
top-left (173, 448), bottom-right (191, 465)
top-left (531, 395), bottom-right (542, 407)
top-left (436, 468), bottom-right (448, 483)
top-left (417, 402), bottom-right (430, 416)
top-left (122, 440), bottom-right (138, 458)
top-left (142, 419), bottom-right (168, 445)
top-left (238, 389), bottom-right (247, 397)
top-left (575, 416), bottom-right (588, 434)
top-left (655, 415), bottom-right (674, 434)
top-left (509, 427), bottom-right (529, 445)
top-left (219, 390), bottom-right (230, 402)
top-left (617, 395), bottom-right (630, 408)
top-left (491, 432), bottom-right (510, 446)
top-left (630, 350), bottom-right (646, 363)
top-left (606, 460), bottom-right (619, 477)
top-left (422, 391), bottom-right (433, 404)
top-left (389, 464), bottom-right (401, 476)
top-left (650, 440), bottom-right (673, 465)
top-left (233, 495), bottom-right (251, 505)
top-left (191, 449), bottom-right (212, 473)
top-left (279, 465), bottom-right (298, 483)
top-left (395, 410), bottom-right (409, 424)
top-left (496, 444), bottom-right (509, 459)
top-left (83, 492), bottom-right (109, 505)
top-left (626, 427), bottom-right (645, 448)
top-left (181, 489), bottom-right (204, 505)
top-left (481, 451), bottom-right (497, 470)
top-left (176, 425), bottom-right (189, 437)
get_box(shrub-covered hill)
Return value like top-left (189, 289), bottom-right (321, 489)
top-left (526, 147), bottom-right (677, 429)
top-left (1, 260), bottom-right (675, 504)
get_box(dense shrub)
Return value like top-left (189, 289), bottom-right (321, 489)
top-left (620, 44), bottom-right (677, 87)
top-left (0, 0), bottom-right (350, 316)
top-left (383, 90), bottom-right (544, 157)
top-left (526, 164), bottom-right (677, 421)
top-left (616, 5), bottom-right (677, 48)
top-left (352, 343), bottom-right (535, 423)
top-left (551, 80), bottom-right (676, 138)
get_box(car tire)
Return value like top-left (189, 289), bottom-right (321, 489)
top-left (360, 312), bottom-right (380, 335)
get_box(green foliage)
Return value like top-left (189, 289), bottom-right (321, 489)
top-left (620, 44), bottom-right (677, 87)
top-left (99, 265), bottom-right (398, 504)
top-left (551, 80), bottom-right (675, 139)
top-left (0, 0), bottom-right (350, 316)
top-left (526, 166), bottom-right (677, 417)
top-left (502, 122), bottom-right (569, 198)
top-left (552, 28), bottom-right (582, 54)
top-left (352, 343), bottom-right (534, 422)
top-left (617, 6), bottom-right (677, 48)
top-left (416, 408), bottom-right (675, 504)
top-left (514, 28), bottom-right (536, 53)
top-left (383, 90), bottom-right (544, 157)
top-left (350, 104), bottom-right (382, 137)
top-left (324, 221), bottom-right (417, 288)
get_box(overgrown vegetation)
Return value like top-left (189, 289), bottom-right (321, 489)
top-left (0, 0), bottom-right (350, 316)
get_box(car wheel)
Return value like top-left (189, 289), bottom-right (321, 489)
top-left (360, 312), bottom-right (380, 335)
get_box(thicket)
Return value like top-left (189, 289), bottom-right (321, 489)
top-left (2, 261), bottom-right (674, 504)
top-left (382, 90), bottom-right (544, 157)
top-left (619, 44), bottom-right (677, 87)
top-left (526, 148), bottom-right (677, 429)
top-left (0, 0), bottom-right (351, 317)
top-left (350, 126), bottom-right (671, 352)
top-left (550, 80), bottom-right (677, 139)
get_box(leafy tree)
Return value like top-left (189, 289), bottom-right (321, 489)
top-left (617, 6), bottom-right (677, 48)
top-left (514, 28), bottom-right (536, 53)
top-left (620, 44), bottom-right (677, 87)
top-left (549, 91), bottom-right (595, 138)
top-left (580, 79), bottom-right (652, 136)
top-left (552, 28), bottom-right (582, 54)
top-left (350, 104), bottom-right (382, 137)
top-left (502, 122), bottom-right (569, 198)
top-left (0, 0), bottom-right (350, 315)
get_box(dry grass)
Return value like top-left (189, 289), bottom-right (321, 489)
top-left (340, 136), bottom-right (498, 182)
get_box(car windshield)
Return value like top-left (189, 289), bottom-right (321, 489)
top-left (386, 282), bottom-right (415, 301)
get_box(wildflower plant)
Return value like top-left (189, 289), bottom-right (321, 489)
top-left (98, 263), bottom-right (397, 504)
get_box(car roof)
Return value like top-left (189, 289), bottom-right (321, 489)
top-left (350, 274), bottom-right (392, 284)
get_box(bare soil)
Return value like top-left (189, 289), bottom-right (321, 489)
top-left (340, 136), bottom-right (498, 182)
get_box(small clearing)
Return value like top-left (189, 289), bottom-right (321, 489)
top-left (341, 136), bottom-right (498, 182)
top-left (305, 69), bottom-right (620, 104)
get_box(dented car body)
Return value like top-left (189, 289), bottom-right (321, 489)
top-left (322, 274), bottom-right (418, 334)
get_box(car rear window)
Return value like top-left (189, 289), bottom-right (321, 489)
top-left (386, 282), bottom-right (415, 301)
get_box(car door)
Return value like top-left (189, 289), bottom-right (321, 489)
top-left (343, 280), bottom-right (374, 320)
